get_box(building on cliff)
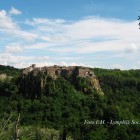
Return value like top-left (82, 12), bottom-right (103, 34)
top-left (22, 65), bottom-right (95, 78)
top-left (22, 64), bottom-right (104, 95)
top-left (23, 64), bottom-right (36, 75)
top-left (75, 66), bottom-right (94, 77)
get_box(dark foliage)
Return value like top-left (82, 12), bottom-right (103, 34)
top-left (0, 65), bottom-right (21, 76)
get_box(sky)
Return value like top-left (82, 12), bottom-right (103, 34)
top-left (0, 0), bottom-right (140, 69)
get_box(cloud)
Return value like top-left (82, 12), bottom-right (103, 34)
top-left (0, 53), bottom-right (83, 68)
top-left (13, 30), bottom-right (38, 41)
top-left (0, 10), bottom-right (18, 30)
top-left (26, 18), bottom-right (66, 25)
top-left (1, 8), bottom-right (140, 69)
top-left (0, 53), bottom-right (51, 68)
top-left (25, 17), bottom-right (140, 53)
top-left (54, 56), bottom-right (83, 61)
top-left (22, 17), bottom-right (140, 70)
top-left (0, 8), bottom-right (37, 41)
top-left (123, 43), bottom-right (139, 53)
top-left (133, 61), bottom-right (140, 69)
top-left (9, 7), bottom-right (22, 15)
top-left (5, 44), bottom-right (23, 53)
top-left (0, 53), bottom-right (28, 67)
top-left (112, 64), bottom-right (125, 69)
top-left (24, 43), bottom-right (51, 49)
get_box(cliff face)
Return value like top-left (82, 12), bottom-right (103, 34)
top-left (20, 65), bottom-right (104, 98)
top-left (90, 76), bottom-right (104, 95)
top-left (0, 73), bottom-right (7, 80)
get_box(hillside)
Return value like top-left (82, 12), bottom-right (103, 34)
top-left (0, 65), bottom-right (139, 140)
top-left (0, 65), bottom-right (21, 77)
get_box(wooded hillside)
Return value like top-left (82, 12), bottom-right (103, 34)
top-left (0, 65), bottom-right (139, 140)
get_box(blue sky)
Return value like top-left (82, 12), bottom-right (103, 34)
top-left (0, 0), bottom-right (140, 69)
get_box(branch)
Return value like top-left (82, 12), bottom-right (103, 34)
top-left (2, 112), bottom-right (13, 131)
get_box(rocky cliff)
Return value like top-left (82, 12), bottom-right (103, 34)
top-left (20, 65), bottom-right (104, 98)
top-left (0, 73), bottom-right (7, 80)
top-left (90, 76), bottom-right (104, 95)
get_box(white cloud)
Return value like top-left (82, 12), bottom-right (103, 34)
top-left (9, 7), bottom-right (22, 15)
top-left (5, 44), bottom-right (23, 53)
top-left (0, 53), bottom-right (26, 67)
top-left (25, 17), bottom-right (140, 53)
top-left (54, 56), bottom-right (83, 61)
top-left (1, 10), bottom-right (140, 69)
top-left (122, 43), bottom-right (139, 53)
top-left (41, 35), bottom-right (71, 42)
top-left (0, 10), bottom-right (18, 30)
top-left (14, 30), bottom-right (38, 41)
top-left (112, 64), bottom-right (125, 69)
top-left (0, 53), bottom-right (51, 68)
top-left (36, 56), bottom-right (50, 61)
top-left (28, 61), bottom-right (85, 68)
top-left (0, 9), bottom-right (37, 41)
top-left (24, 43), bottom-right (51, 49)
top-left (133, 61), bottom-right (140, 69)
top-left (26, 18), bottom-right (66, 25)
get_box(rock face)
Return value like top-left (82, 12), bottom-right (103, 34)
top-left (90, 76), bottom-right (100, 90)
top-left (21, 65), bottom-right (104, 96)
top-left (90, 76), bottom-right (104, 95)
top-left (0, 73), bottom-right (7, 80)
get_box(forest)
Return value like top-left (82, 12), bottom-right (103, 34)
top-left (0, 65), bottom-right (140, 140)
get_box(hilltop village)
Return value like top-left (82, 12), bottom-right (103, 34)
top-left (22, 64), bottom-right (103, 94)
top-left (23, 64), bottom-right (95, 78)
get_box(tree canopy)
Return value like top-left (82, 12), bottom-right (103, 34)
top-left (0, 65), bottom-right (139, 139)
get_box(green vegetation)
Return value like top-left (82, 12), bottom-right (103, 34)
top-left (0, 65), bottom-right (140, 139)
top-left (0, 65), bottom-right (21, 77)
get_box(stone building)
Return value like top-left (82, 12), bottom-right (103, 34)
top-left (22, 64), bottom-right (94, 78)
top-left (67, 66), bottom-right (75, 75)
top-left (23, 66), bottom-right (33, 75)
top-left (33, 67), bottom-right (41, 76)
top-left (75, 67), bottom-right (92, 77)
top-left (23, 64), bottom-right (38, 75)
top-left (46, 67), bottom-right (57, 76)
